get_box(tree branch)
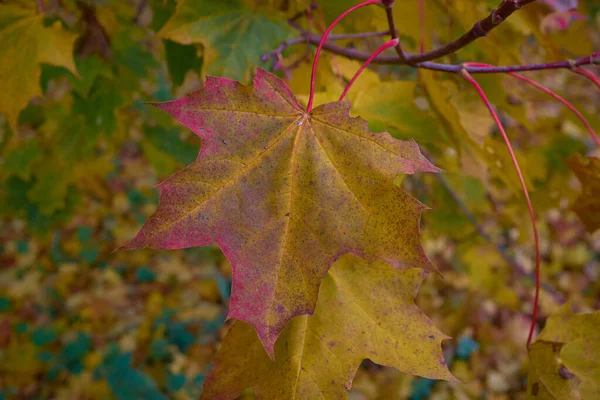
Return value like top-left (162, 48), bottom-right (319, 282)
top-left (405, 0), bottom-right (538, 63)
top-left (261, 31), bottom-right (390, 64)
top-left (282, 0), bottom-right (592, 74)
top-left (282, 22), bottom-right (599, 73)
top-left (419, 55), bottom-right (599, 73)
top-left (382, 1), bottom-right (407, 62)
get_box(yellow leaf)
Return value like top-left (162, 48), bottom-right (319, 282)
top-left (201, 255), bottom-right (456, 400)
top-left (565, 155), bottom-right (600, 233)
top-left (0, 3), bottom-right (78, 129)
top-left (527, 304), bottom-right (600, 399)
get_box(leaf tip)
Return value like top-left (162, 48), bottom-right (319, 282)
top-left (259, 335), bottom-right (278, 360)
top-left (148, 100), bottom-right (182, 119)
top-left (115, 236), bottom-right (146, 252)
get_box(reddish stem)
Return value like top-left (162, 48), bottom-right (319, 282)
top-left (339, 39), bottom-right (399, 101)
top-left (460, 68), bottom-right (541, 347)
top-left (306, 0), bottom-right (381, 112)
top-left (573, 67), bottom-right (600, 90)
top-left (464, 62), bottom-right (600, 147)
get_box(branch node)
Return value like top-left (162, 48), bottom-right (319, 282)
top-left (472, 22), bottom-right (488, 37)
top-left (491, 10), bottom-right (505, 25)
top-left (567, 59), bottom-right (577, 70)
top-left (509, 0), bottom-right (522, 9)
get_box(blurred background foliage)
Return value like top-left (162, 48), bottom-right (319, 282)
top-left (0, 0), bottom-right (599, 399)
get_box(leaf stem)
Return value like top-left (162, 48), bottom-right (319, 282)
top-left (460, 68), bottom-right (541, 348)
top-left (572, 67), bottom-right (600, 90)
top-left (464, 62), bottom-right (600, 146)
top-left (339, 39), bottom-right (399, 101)
top-left (306, 0), bottom-right (382, 113)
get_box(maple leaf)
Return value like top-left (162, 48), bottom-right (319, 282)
top-left (0, 3), bottom-right (78, 130)
top-left (121, 68), bottom-right (439, 356)
top-left (565, 155), bottom-right (600, 233)
top-left (1, 141), bottom-right (43, 181)
top-left (157, 0), bottom-right (292, 83)
top-left (201, 255), bottom-right (456, 400)
top-left (306, 58), bottom-right (444, 145)
top-left (527, 304), bottom-right (600, 399)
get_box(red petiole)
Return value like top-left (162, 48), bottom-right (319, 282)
top-left (306, 0), bottom-right (382, 112)
top-left (460, 68), bottom-right (541, 347)
top-left (339, 39), bottom-right (398, 101)
top-left (463, 62), bottom-right (600, 146)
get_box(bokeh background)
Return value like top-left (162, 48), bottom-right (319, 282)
top-left (1, 0), bottom-right (599, 399)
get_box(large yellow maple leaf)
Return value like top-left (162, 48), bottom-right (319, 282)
top-left (201, 255), bottom-right (456, 400)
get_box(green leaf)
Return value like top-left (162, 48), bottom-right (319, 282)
top-left (164, 39), bottom-right (202, 87)
top-left (1, 141), bottom-right (43, 180)
top-left (27, 168), bottom-right (71, 215)
top-left (72, 77), bottom-right (123, 136)
top-left (158, 0), bottom-right (293, 82)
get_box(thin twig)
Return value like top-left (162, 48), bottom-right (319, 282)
top-left (405, 0), bottom-right (538, 63)
top-left (382, 1), bottom-right (407, 62)
top-left (326, 30), bottom-right (392, 40)
top-left (418, 56), bottom-right (599, 73)
top-left (289, 2), bottom-right (317, 23)
top-left (320, 0), bottom-right (538, 64)
top-left (286, 45), bottom-right (312, 71)
top-left (261, 31), bottom-right (390, 64)
top-left (261, 37), bottom-right (306, 63)
top-left (277, 24), bottom-right (599, 73)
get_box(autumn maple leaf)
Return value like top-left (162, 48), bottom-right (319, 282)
top-left (201, 255), bottom-right (456, 399)
top-left (120, 68), bottom-right (439, 356)
top-left (566, 155), bottom-right (600, 233)
top-left (528, 304), bottom-right (600, 399)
